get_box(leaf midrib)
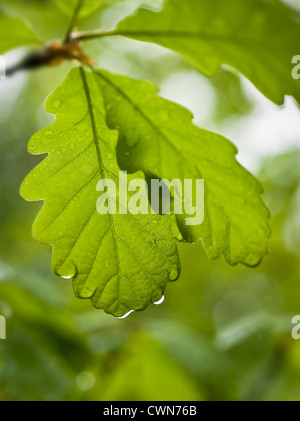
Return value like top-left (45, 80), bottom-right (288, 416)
top-left (80, 68), bottom-right (122, 284)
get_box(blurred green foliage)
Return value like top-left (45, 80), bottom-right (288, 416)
top-left (0, 0), bottom-right (299, 401)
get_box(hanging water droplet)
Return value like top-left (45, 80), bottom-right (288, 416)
top-left (169, 268), bottom-right (178, 281)
top-left (153, 295), bottom-right (164, 305)
top-left (116, 310), bottom-right (134, 319)
top-left (54, 261), bottom-right (78, 279)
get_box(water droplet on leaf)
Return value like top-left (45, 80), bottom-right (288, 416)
top-left (51, 99), bottom-right (62, 109)
top-left (116, 310), bottom-right (134, 319)
top-left (153, 295), bottom-right (164, 305)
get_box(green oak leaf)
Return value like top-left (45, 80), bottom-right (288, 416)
top-left (20, 67), bottom-right (181, 317)
top-left (56, 0), bottom-right (104, 18)
top-left (0, 14), bottom-right (39, 54)
top-left (112, 0), bottom-right (300, 104)
top-left (95, 69), bottom-right (271, 267)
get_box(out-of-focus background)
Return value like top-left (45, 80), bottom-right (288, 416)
top-left (0, 0), bottom-right (300, 401)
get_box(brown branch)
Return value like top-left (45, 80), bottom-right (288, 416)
top-left (6, 39), bottom-right (94, 77)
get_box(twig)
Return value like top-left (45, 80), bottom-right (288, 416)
top-left (64, 0), bottom-right (84, 43)
top-left (5, 39), bottom-right (94, 77)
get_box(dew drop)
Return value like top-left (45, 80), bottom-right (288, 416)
top-left (55, 261), bottom-right (78, 279)
top-left (153, 295), bottom-right (164, 305)
top-left (80, 162), bottom-right (95, 175)
top-left (116, 310), bottom-right (134, 319)
top-left (51, 99), bottom-right (62, 109)
top-left (169, 269), bottom-right (178, 281)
